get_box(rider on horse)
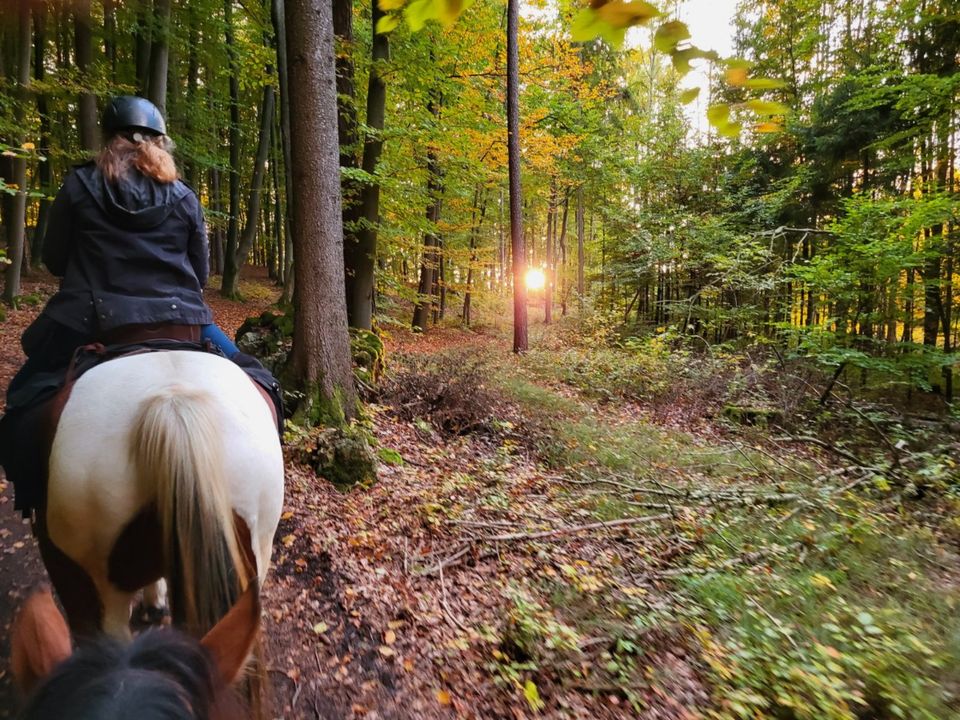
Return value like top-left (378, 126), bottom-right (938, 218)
top-left (0, 96), bottom-right (283, 516)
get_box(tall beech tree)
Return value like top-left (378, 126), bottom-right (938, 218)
top-left (284, 0), bottom-right (357, 423)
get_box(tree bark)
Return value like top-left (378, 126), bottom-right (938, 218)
top-left (221, 0), bottom-right (242, 297)
top-left (272, 0), bottom-right (296, 305)
top-left (147, 0), bottom-right (171, 115)
top-left (31, 2), bottom-right (52, 267)
top-left (576, 185), bottom-right (585, 313)
top-left (135, 0), bottom-right (152, 93)
top-left (223, 65), bottom-right (276, 297)
top-left (412, 95), bottom-right (442, 331)
top-left (3, 0), bottom-right (31, 304)
top-left (507, 0), bottom-right (527, 352)
top-left (74, 0), bottom-right (99, 153)
top-left (345, 0), bottom-right (388, 330)
top-left (285, 0), bottom-right (357, 423)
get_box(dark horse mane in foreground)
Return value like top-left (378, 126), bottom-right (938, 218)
top-left (19, 630), bottom-right (245, 720)
top-left (12, 587), bottom-right (259, 720)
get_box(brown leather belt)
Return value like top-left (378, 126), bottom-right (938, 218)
top-left (100, 323), bottom-right (202, 346)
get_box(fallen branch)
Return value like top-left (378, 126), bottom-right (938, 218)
top-left (481, 514), bottom-right (672, 542)
top-left (775, 435), bottom-right (873, 469)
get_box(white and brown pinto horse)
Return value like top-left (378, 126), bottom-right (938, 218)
top-left (34, 350), bottom-right (284, 641)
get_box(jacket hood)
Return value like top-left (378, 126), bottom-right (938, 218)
top-left (75, 164), bottom-right (189, 230)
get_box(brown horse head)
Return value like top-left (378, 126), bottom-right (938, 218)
top-left (11, 584), bottom-right (261, 719)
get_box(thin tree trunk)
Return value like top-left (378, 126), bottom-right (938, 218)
top-left (31, 3), bottom-right (52, 267)
top-left (545, 180), bottom-right (556, 324)
top-left (412, 95), bottom-right (442, 331)
top-left (3, 0), bottom-right (31, 304)
top-left (104, 0), bottom-right (117, 79)
top-left (507, 0), bottom-right (527, 352)
top-left (147, 0), bottom-right (171, 114)
top-left (285, 0), bottom-right (357, 423)
top-left (221, 0), bottom-right (242, 297)
top-left (576, 185), bottom-right (584, 312)
top-left (559, 191), bottom-right (569, 316)
top-left (209, 166), bottom-right (225, 275)
top-left (74, 0), bottom-right (98, 153)
top-left (223, 67), bottom-right (276, 297)
top-left (135, 0), bottom-right (152, 93)
top-left (345, 0), bottom-right (388, 329)
top-left (272, 0), bottom-right (296, 305)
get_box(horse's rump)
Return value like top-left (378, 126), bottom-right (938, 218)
top-left (42, 351), bottom-right (284, 638)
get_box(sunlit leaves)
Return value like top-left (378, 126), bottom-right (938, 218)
top-left (680, 87), bottom-right (700, 104)
top-left (754, 121), bottom-right (783, 133)
top-left (707, 104), bottom-right (730, 127)
top-left (653, 19), bottom-right (690, 53)
top-left (571, 1), bottom-right (660, 46)
top-left (745, 99), bottom-right (790, 116)
top-left (376, 13), bottom-right (401, 33)
top-left (744, 78), bottom-right (787, 90)
top-left (376, 0), bottom-right (474, 34)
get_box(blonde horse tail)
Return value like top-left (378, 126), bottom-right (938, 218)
top-left (131, 386), bottom-right (248, 636)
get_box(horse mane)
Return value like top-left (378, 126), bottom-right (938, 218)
top-left (18, 629), bottom-right (246, 720)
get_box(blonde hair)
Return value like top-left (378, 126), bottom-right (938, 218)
top-left (96, 134), bottom-right (178, 184)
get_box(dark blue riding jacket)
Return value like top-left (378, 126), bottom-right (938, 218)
top-left (27, 162), bottom-right (212, 355)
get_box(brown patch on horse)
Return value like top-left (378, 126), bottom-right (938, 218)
top-left (107, 503), bottom-right (164, 592)
top-left (33, 516), bottom-right (102, 638)
top-left (10, 588), bottom-right (72, 697)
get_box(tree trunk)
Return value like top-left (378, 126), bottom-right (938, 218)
top-left (74, 0), bottom-right (99, 153)
top-left (507, 0), bottom-right (527, 352)
top-left (147, 0), bottom-right (171, 115)
top-left (412, 96), bottom-right (442, 331)
top-left (31, 3), bottom-right (52, 267)
top-left (209, 166), bottom-right (225, 275)
top-left (135, 0), bottom-right (152, 93)
top-left (333, 0), bottom-right (357, 170)
top-left (223, 68), bottom-right (276, 297)
top-left (576, 185), bottom-right (584, 312)
top-left (545, 180), bottom-right (555, 324)
top-left (220, 0), bottom-right (242, 297)
top-left (462, 187), bottom-right (487, 326)
top-left (103, 0), bottom-right (117, 79)
top-left (345, 0), bottom-right (388, 330)
top-left (3, 0), bottom-right (31, 304)
top-left (559, 192), bottom-right (569, 316)
top-left (285, 0), bottom-right (357, 424)
top-left (272, 0), bottom-right (296, 306)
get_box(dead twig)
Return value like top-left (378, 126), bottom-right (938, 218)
top-left (481, 514), bottom-right (672, 542)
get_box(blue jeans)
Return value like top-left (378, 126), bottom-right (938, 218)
top-left (201, 324), bottom-right (239, 358)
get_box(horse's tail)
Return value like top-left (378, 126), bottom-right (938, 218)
top-left (131, 386), bottom-right (248, 635)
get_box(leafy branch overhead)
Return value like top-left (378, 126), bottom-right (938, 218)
top-left (374, 0), bottom-right (788, 136)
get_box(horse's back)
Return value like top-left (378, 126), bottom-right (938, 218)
top-left (47, 351), bottom-right (284, 585)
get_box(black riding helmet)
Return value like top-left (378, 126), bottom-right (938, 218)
top-left (102, 95), bottom-right (167, 137)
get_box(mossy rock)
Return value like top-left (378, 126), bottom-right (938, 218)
top-left (309, 426), bottom-right (378, 489)
top-left (350, 327), bottom-right (386, 386)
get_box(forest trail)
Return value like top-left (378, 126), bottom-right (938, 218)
top-left (2, 275), bottom-right (958, 719)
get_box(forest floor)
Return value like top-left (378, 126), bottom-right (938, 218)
top-left (1, 271), bottom-right (959, 719)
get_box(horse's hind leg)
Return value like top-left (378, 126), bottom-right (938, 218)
top-left (34, 522), bottom-right (103, 638)
top-left (98, 584), bottom-right (136, 640)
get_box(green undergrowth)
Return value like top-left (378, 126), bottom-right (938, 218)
top-left (472, 343), bottom-right (960, 718)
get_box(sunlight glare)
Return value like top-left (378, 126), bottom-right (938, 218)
top-left (525, 268), bottom-right (546, 291)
